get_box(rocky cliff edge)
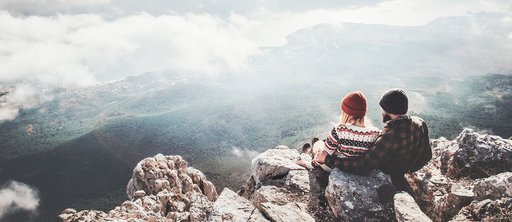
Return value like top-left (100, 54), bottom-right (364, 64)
top-left (60, 128), bottom-right (512, 221)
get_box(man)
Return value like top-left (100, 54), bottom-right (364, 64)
top-left (315, 88), bottom-right (432, 192)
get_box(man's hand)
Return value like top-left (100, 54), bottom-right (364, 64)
top-left (315, 150), bottom-right (328, 164)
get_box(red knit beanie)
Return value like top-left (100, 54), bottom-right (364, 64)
top-left (341, 91), bottom-right (367, 117)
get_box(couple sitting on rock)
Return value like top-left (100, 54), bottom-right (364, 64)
top-left (297, 89), bottom-right (432, 192)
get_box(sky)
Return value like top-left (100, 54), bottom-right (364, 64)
top-left (0, 0), bottom-right (511, 121)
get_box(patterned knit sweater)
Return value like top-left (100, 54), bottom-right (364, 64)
top-left (323, 124), bottom-right (380, 159)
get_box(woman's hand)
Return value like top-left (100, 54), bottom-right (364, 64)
top-left (295, 159), bottom-right (308, 168)
top-left (314, 150), bottom-right (328, 164)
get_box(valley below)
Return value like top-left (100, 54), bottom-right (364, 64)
top-left (0, 73), bottom-right (511, 221)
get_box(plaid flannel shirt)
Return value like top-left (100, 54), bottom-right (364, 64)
top-left (324, 115), bottom-right (432, 175)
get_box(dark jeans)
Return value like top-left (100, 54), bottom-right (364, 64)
top-left (308, 166), bottom-right (331, 220)
top-left (389, 173), bottom-right (412, 194)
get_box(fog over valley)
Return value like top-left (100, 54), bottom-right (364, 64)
top-left (0, 0), bottom-right (511, 221)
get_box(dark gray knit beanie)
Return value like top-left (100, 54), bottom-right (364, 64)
top-left (379, 88), bottom-right (408, 115)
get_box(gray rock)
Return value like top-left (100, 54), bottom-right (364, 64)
top-left (250, 146), bottom-right (303, 187)
top-left (447, 128), bottom-right (512, 179)
top-left (407, 137), bottom-right (476, 221)
top-left (451, 197), bottom-right (512, 221)
top-left (58, 209), bottom-right (108, 222)
top-left (474, 172), bottom-right (512, 200)
top-left (394, 192), bottom-right (432, 222)
top-left (188, 192), bottom-right (214, 222)
top-left (325, 169), bottom-right (394, 221)
top-left (134, 190), bottom-right (146, 198)
top-left (253, 186), bottom-right (314, 222)
top-left (258, 202), bottom-right (313, 222)
top-left (431, 183), bottom-right (474, 221)
top-left (285, 169), bottom-right (310, 193)
top-left (408, 130), bottom-right (512, 222)
top-left (60, 154), bottom-right (218, 222)
top-left (126, 154), bottom-right (218, 201)
top-left (209, 188), bottom-right (267, 222)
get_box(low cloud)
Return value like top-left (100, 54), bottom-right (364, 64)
top-left (0, 83), bottom-right (54, 122)
top-left (0, 11), bottom-right (259, 83)
top-left (0, 11), bottom-right (260, 121)
top-left (0, 0), bottom-right (112, 16)
top-left (231, 146), bottom-right (259, 159)
top-left (0, 0), bottom-right (511, 122)
top-left (0, 181), bottom-right (40, 219)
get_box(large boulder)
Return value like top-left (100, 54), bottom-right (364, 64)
top-left (285, 169), bottom-right (310, 193)
top-left (253, 186), bottom-right (314, 222)
top-left (394, 192), bottom-right (432, 222)
top-left (430, 183), bottom-right (474, 221)
top-left (446, 128), bottom-right (512, 179)
top-left (250, 145), bottom-right (303, 187)
top-left (406, 139), bottom-right (475, 222)
top-left (126, 154), bottom-right (218, 202)
top-left (451, 198), bottom-right (512, 221)
top-left (325, 169), bottom-right (394, 221)
top-left (209, 188), bottom-right (267, 222)
top-left (60, 154), bottom-right (218, 222)
top-left (239, 146), bottom-right (315, 221)
top-left (473, 172), bottom-right (512, 200)
top-left (407, 129), bottom-right (512, 222)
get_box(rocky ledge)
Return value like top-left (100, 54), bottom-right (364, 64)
top-left (60, 128), bottom-right (512, 221)
top-left (406, 128), bottom-right (512, 221)
top-left (60, 155), bottom-right (218, 221)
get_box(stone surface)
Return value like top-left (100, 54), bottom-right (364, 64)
top-left (446, 128), bottom-right (512, 179)
top-left (430, 183), bottom-right (474, 221)
top-left (59, 129), bottom-right (512, 222)
top-left (250, 146), bottom-right (303, 187)
top-left (126, 154), bottom-right (218, 202)
top-left (325, 169), bottom-right (394, 221)
top-left (209, 188), bottom-right (267, 222)
top-left (60, 154), bottom-right (217, 222)
top-left (407, 129), bottom-right (512, 222)
top-left (406, 139), bottom-right (475, 222)
top-left (451, 198), bottom-right (512, 221)
top-left (238, 146), bottom-right (316, 221)
top-left (253, 186), bottom-right (314, 222)
top-left (473, 172), bottom-right (512, 200)
top-left (285, 169), bottom-right (310, 193)
top-left (394, 192), bottom-right (432, 222)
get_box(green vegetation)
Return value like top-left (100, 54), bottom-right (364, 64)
top-left (418, 74), bottom-right (512, 139)
top-left (0, 73), bottom-right (510, 221)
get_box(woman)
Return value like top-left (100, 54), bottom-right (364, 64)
top-left (297, 91), bottom-right (380, 172)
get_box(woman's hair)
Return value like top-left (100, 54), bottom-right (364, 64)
top-left (339, 111), bottom-right (365, 127)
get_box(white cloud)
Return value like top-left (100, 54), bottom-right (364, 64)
top-left (0, 84), bottom-right (54, 121)
top-left (0, 0), bottom-right (511, 122)
top-left (0, 181), bottom-right (40, 219)
top-left (0, 0), bottom-right (386, 18)
top-left (0, 105), bottom-right (18, 122)
top-left (231, 146), bottom-right (259, 158)
top-left (0, 0), bottom-right (111, 16)
top-left (0, 11), bottom-right (260, 121)
top-left (0, 11), bottom-right (259, 83)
